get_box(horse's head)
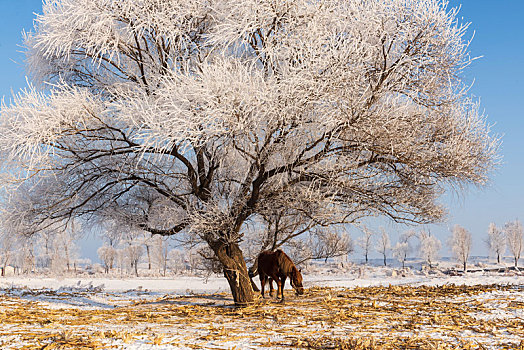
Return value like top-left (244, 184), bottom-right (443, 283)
top-left (290, 266), bottom-right (304, 295)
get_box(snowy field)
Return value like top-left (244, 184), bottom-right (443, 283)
top-left (0, 262), bottom-right (523, 349)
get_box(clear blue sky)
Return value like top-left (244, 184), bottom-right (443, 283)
top-left (0, 1), bottom-right (523, 261)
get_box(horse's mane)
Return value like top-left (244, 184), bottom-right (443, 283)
top-left (275, 249), bottom-right (297, 275)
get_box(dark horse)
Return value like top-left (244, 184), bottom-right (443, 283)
top-left (252, 249), bottom-right (304, 302)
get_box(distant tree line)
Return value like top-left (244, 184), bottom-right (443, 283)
top-left (1, 219), bottom-right (521, 277)
top-left (358, 220), bottom-right (523, 272)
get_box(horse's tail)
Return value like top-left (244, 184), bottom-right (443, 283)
top-left (248, 260), bottom-right (258, 278)
top-left (248, 260), bottom-right (260, 292)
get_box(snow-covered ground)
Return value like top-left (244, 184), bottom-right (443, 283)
top-left (0, 261), bottom-right (523, 349)
top-left (0, 267), bottom-right (522, 295)
top-left (2, 260), bottom-right (522, 296)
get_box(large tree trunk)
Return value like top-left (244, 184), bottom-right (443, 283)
top-left (210, 241), bottom-right (254, 307)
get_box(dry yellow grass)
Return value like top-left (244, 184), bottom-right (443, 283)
top-left (0, 284), bottom-right (522, 349)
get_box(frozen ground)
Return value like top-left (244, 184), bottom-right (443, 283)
top-left (0, 261), bottom-right (523, 349)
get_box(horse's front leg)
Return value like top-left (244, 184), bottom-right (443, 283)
top-left (275, 278), bottom-right (283, 302)
top-left (280, 276), bottom-right (287, 303)
top-left (268, 278), bottom-right (274, 297)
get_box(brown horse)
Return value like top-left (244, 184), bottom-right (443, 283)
top-left (254, 249), bottom-right (304, 302)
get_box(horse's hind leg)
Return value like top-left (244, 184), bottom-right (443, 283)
top-left (268, 278), bottom-right (274, 297)
top-left (267, 273), bottom-right (280, 300)
top-left (259, 273), bottom-right (267, 298)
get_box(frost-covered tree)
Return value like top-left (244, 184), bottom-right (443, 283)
top-left (392, 242), bottom-right (410, 269)
top-left (142, 234), bottom-right (154, 271)
top-left (125, 243), bottom-right (144, 277)
top-left (0, 232), bottom-right (16, 276)
top-left (0, 0), bottom-right (499, 305)
top-left (14, 236), bottom-right (36, 274)
top-left (393, 229), bottom-right (416, 267)
top-left (115, 248), bottom-right (126, 275)
top-left (486, 222), bottom-right (505, 264)
top-left (315, 231), bottom-right (354, 263)
top-left (36, 230), bottom-right (53, 269)
top-left (151, 235), bottom-right (170, 276)
top-left (98, 244), bottom-right (117, 273)
top-left (418, 231), bottom-right (441, 269)
top-left (505, 220), bottom-right (523, 268)
top-left (448, 224), bottom-right (472, 272)
top-left (168, 249), bottom-right (186, 274)
top-left (357, 226), bottom-right (375, 264)
top-left (54, 224), bottom-right (80, 272)
top-left (376, 228), bottom-right (391, 266)
top-left (32, 224), bottom-right (79, 273)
